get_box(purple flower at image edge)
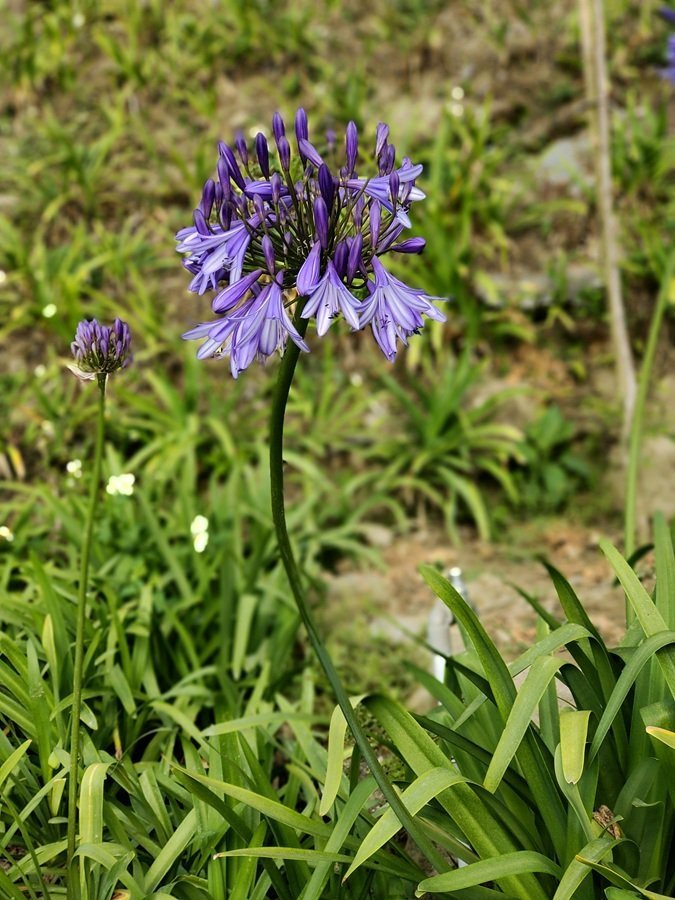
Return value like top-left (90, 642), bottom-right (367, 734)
top-left (663, 34), bottom-right (675, 82)
top-left (175, 110), bottom-right (447, 376)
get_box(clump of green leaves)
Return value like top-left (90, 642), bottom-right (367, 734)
top-left (514, 404), bottom-right (592, 512)
top-left (330, 514), bottom-right (675, 897)
top-left (374, 353), bottom-right (523, 540)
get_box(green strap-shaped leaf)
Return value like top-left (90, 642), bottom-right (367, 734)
top-left (578, 856), bottom-right (673, 899)
top-left (588, 631), bottom-right (675, 762)
top-left (560, 710), bottom-right (591, 784)
top-left (319, 696), bottom-right (364, 816)
top-left (600, 539), bottom-right (675, 695)
top-left (484, 656), bottom-right (564, 792)
top-left (218, 846), bottom-right (415, 881)
top-left (143, 808), bottom-right (197, 892)
top-left (646, 726), bottom-right (675, 750)
top-left (654, 512), bottom-right (675, 628)
top-left (173, 766), bottom-right (331, 838)
top-left (343, 768), bottom-right (470, 881)
top-left (0, 740), bottom-right (31, 792)
top-left (552, 836), bottom-right (622, 900)
top-left (79, 762), bottom-right (110, 844)
top-left (417, 851), bottom-right (561, 894)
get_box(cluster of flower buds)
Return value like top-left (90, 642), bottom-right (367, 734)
top-left (69, 318), bottom-right (132, 382)
top-left (176, 109), bottom-right (445, 377)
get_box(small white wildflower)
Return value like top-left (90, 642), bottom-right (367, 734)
top-left (449, 102), bottom-right (464, 118)
top-left (0, 526), bottom-right (14, 542)
top-left (193, 531), bottom-right (209, 553)
top-left (34, 364), bottom-right (47, 378)
top-left (106, 473), bottom-right (135, 496)
top-left (72, 11), bottom-right (85, 27)
top-left (0, 270), bottom-right (7, 285)
top-left (190, 515), bottom-right (209, 536)
top-left (451, 86), bottom-right (465, 101)
top-left (42, 303), bottom-right (57, 318)
top-left (350, 372), bottom-right (364, 387)
top-left (66, 459), bottom-right (82, 478)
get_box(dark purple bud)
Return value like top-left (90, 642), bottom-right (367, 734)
top-left (389, 170), bottom-right (400, 205)
top-left (298, 139), bottom-right (324, 168)
top-left (219, 142), bottom-right (246, 190)
top-left (333, 241), bottom-right (348, 278)
top-left (381, 144), bottom-right (396, 175)
top-left (217, 157), bottom-right (230, 193)
top-left (214, 182), bottom-right (223, 207)
top-left (262, 235), bottom-right (275, 274)
top-left (345, 121), bottom-right (358, 174)
top-left (272, 112), bottom-right (286, 143)
top-left (200, 179), bottom-right (215, 218)
top-left (391, 237), bottom-right (426, 254)
top-left (352, 195), bottom-right (365, 229)
top-left (235, 131), bottom-right (249, 167)
top-left (313, 196), bottom-right (329, 249)
top-left (369, 200), bottom-right (381, 246)
top-left (659, 6), bottom-right (675, 24)
top-left (347, 233), bottom-right (363, 282)
top-left (318, 164), bottom-right (335, 210)
top-left (295, 107), bottom-right (309, 143)
top-left (253, 195), bottom-right (265, 218)
top-left (193, 208), bottom-right (210, 235)
top-left (270, 172), bottom-right (282, 204)
top-left (256, 133), bottom-right (270, 178)
top-left (277, 135), bottom-right (291, 171)
top-left (375, 122), bottom-right (390, 159)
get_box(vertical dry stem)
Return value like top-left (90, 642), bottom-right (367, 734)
top-left (578, 0), bottom-right (636, 441)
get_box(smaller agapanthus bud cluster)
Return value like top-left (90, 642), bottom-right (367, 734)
top-left (70, 318), bottom-right (132, 381)
top-left (176, 109), bottom-right (445, 377)
top-left (659, 7), bottom-right (675, 82)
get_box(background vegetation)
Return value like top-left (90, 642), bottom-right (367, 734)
top-left (0, 0), bottom-right (674, 896)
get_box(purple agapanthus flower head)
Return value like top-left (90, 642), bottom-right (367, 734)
top-left (176, 110), bottom-right (445, 376)
top-left (69, 318), bottom-right (132, 382)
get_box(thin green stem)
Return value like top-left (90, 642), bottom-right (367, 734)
top-left (624, 256), bottom-right (674, 568)
top-left (269, 313), bottom-right (448, 876)
top-left (66, 376), bottom-right (106, 885)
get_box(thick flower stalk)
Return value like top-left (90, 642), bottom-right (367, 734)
top-left (66, 319), bottom-right (131, 888)
top-left (176, 110), bottom-right (445, 375)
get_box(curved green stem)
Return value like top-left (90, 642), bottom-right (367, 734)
top-left (624, 256), bottom-right (674, 568)
top-left (269, 316), bottom-right (448, 875)
top-left (67, 376), bottom-right (107, 882)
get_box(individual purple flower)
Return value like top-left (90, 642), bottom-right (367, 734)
top-left (300, 261), bottom-right (361, 336)
top-left (184, 280), bottom-right (309, 378)
top-left (176, 109), bottom-right (442, 373)
top-left (69, 318), bottom-right (132, 382)
top-left (659, 6), bottom-right (675, 25)
top-left (358, 257), bottom-right (445, 361)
